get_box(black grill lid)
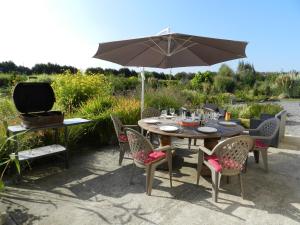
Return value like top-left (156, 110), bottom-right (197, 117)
top-left (13, 82), bottom-right (55, 113)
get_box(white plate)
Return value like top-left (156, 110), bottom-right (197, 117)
top-left (143, 119), bottom-right (159, 124)
top-left (165, 115), bottom-right (176, 119)
top-left (218, 121), bottom-right (237, 126)
top-left (159, 125), bottom-right (179, 132)
top-left (197, 127), bottom-right (217, 133)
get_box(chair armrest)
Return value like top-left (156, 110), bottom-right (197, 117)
top-left (123, 124), bottom-right (139, 128)
top-left (242, 130), bottom-right (249, 135)
top-left (123, 124), bottom-right (140, 132)
top-left (246, 128), bottom-right (260, 136)
top-left (199, 145), bottom-right (214, 155)
top-left (154, 145), bottom-right (171, 152)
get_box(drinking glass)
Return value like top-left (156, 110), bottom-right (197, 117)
top-left (169, 108), bottom-right (175, 116)
top-left (161, 109), bottom-right (167, 118)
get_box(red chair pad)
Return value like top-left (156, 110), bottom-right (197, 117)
top-left (255, 139), bottom-right (268, 148)
top-left (133, 151), bottom-right (166, 164)
top-left (118, 134), bottom-right (128, 142)
top-left (204, 154), bottom-right (242, 172)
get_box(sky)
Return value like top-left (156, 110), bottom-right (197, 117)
top-left (0, 0), bottom-right (299, 73)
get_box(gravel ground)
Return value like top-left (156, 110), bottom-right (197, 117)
top-left (278, 100), bottom-right (300, 136)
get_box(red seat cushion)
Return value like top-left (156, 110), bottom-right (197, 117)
top-left (144, 151), bottom-right (166, 164)
top-left (205, 155), bottom-right (222, 172)
top-left (204, 154), bottom-right (242, 172)
top-left (133, 150), bottom-right (166, 164)
top-left (255, 139), bottom-right (268, 148)
top-left (118, 134), bottom-right (128, 142)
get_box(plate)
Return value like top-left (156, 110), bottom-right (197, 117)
top-left (159, 125), bottom-right (179, 132)
top-left (197, 127), bottom-right (217, 133)
top-left (218, 121), bottom-right (237, 126)
top-left (165, 115), bottom-right (176, 119)
top-left (143, 119), bottom-right (159, 124)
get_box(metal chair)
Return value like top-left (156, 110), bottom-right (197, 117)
top-left (125, 128), bottom-right (172, 196)
top-left (247, 117), bottom-right (280, 171)
top-left (197, 135), bottom-right (254, 202)
top-left (110, 114), bottom-right (139, 165)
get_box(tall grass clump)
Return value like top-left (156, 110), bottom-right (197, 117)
top-left (144, 87), bottom-right (184, 110)
top-left (68, 96), bottom-right (140, 146)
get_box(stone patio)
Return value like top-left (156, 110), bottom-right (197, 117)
top-left (1, 137), bottom-right (300, 225)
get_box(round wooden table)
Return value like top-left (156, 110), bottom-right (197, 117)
top-left (138, 117), bottom-right (245, 150)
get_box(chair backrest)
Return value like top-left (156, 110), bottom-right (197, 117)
top-left (256, 117), bottom-right (280, 139)
top-left (110, 114), bottom-right (124, 137)
top-left (275, 110), bottom-right (287, 141)
top-left (203, 103), bottom-right (218, 112)
top-left (214, 135), bottom-right (254, 173)
top-left (142, 107), bottom-right (161, 119)
top-left (125, 128), bottom-right (153, 165)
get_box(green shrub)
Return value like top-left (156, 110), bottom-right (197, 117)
top-left (108, 75), bottom-right (139, 93)
top-left (0, 73), bottom-right (27, 88)
top-left (52, 72), bottom-right (112, 113)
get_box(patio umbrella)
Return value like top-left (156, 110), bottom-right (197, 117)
top-left (93, 30), bottom-right (247, 114)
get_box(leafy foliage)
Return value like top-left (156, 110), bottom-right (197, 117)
top-left (52, 72), bottom-right (112, 112)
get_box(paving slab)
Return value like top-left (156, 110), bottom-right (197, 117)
top-left (1, 139), bottom-right (300, 225)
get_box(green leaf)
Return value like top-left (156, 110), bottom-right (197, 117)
top-left (13, 159), bottom-right (21, 174)
top-left (0, 180), bottom-right (5, 191)
top-left (0, 160), bottom-right (10, 166)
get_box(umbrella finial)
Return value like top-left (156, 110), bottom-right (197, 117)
top-left (156, 27), bottom-right (171, 35)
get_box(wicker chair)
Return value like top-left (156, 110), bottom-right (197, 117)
top-left (142, 107), bottom-right (161, 146)
top-left (197, 135), bottom-right (254, 202)
top-left (247, 117), bottom-right (280, 171)
top-left (125, 128), bottom-right (172, 196)
top-left (110, 114), bottom-right (139, 165)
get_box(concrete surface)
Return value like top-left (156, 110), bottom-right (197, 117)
top-left (0, 138), bottom-right (300, 225)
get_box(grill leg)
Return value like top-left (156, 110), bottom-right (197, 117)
top-left (64, 127), bottom-right (69, 169)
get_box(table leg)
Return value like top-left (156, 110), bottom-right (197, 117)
top-left (160, 135), bottom-right (171, 146)
top-left (204, 137), bottom-right (220, 150)
top-left (157, 135), bottom-right (183, 170)
top-left (64, 127), bottom-right (69, 169)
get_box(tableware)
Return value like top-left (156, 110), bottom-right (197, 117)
top-left (218, 121), bottom-right (237, 126)
top-left (165, 115), bottom-right (175, 119)
top-left (169, 108), bottom-right (175, 116)
top-left (159, 125), bottom-right (179, 132)
top-left (197, 126), bottom-right (217, 133)
top-left (161, 109), bottom-right (167, 118)
top-left (143, 118), bottom-right (159, 124)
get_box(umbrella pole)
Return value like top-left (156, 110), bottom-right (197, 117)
top-left (141, 67), bottom-right (145, 119)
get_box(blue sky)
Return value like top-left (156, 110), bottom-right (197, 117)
top-left (0, 0), bottom-right (299, 73)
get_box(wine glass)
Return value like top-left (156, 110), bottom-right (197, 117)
top-left (161, 109), bottom-right (167, 118)
top-left (169, 108), bottom-right (175, 116)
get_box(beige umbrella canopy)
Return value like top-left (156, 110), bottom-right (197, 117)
top-left (93, 31), bottom-right (247, 113)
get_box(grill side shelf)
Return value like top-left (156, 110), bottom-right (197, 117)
top-left (11, 144), bottom-right (66, 161)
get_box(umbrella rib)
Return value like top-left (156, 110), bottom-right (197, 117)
top-left (149, 38), bottom-right (167, 55)
top-left (182, 38), bottom-right (245, 56)
top-left (170, 36), bottom-right (193, 55)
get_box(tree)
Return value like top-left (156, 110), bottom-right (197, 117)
top-left (213, 75), bottom-right (236, 93)
top-left (218, 64), bottom-right (234, 77)
top-left (190, 71), bottom-right (214, 89)
top-left (237, 61), bottom-right (256, 87)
